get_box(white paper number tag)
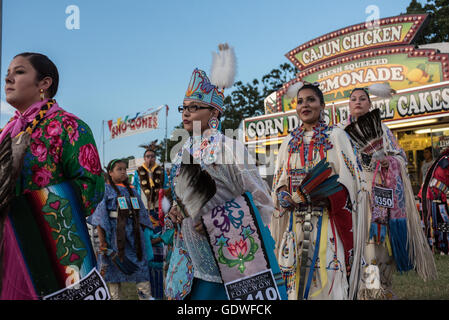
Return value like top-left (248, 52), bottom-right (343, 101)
top-left (373, 186), bottom-right (394, 208)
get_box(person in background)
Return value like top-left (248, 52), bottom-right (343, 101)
top-left (133, 142), bottom-right (169, 300)
top-left (0, 52), bottom-right (104, 300)
top-left (341, 86), bottom-right (437, 300)
top-left (90, 159), bottom-right (153, 300)
top-left (420, 147), bottom-right (434, 186)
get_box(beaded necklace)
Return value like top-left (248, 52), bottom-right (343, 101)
top-left (288, 120), bottom-right (333, 167)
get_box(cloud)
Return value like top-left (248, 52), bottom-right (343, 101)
top-left (0, 100), bottom-right (16, 127)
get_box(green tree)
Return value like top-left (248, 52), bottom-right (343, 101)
top-left (160, 63), bottom-right (297, 162)
top-left (221, 63), bottom-right (297, 130)
top-left (404, 0), bottom-right (449, 44)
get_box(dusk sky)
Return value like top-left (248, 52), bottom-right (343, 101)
top-left (1, 0), bottom-right (416, 166)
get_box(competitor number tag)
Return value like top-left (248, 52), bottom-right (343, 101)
top-left (373, 186), bottom-right (394, 208)
top-left (117, 196), bottom-right (128, 210)
top-left (130, 197), bottom-right (140, 210)
top-left (43, 268), bottom-right (110, 300)
top-left (225, 269), bottom-right (280, 300)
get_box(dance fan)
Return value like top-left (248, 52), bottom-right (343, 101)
top-left (291, 159), bottom-right (343, 205)
top-left (174, 150), bottom-right (217, 220)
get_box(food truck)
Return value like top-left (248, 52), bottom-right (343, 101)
top-left (243, 14), bottom-right (449, 194)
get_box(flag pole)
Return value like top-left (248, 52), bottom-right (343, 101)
top-left (102, 120), bottom-right (105, 168)
top-left (165, 104), bottom-right (168, 165)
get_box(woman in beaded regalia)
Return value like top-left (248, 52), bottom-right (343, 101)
top-left (270, 81), bottom-right (365, 300)
top-left (164, 44), bottom-right (280, 300)
top-left (0, 53), bottom-right (104, 299)
top-left (339, 85), bottom-right (437, 299)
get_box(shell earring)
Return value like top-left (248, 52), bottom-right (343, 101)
top-left (39, 89), bottom-right (45, 101)
top-left (208, 117), bottom-right (219, 130)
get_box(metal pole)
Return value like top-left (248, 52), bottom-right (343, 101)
top-left (102, 120), bottom-right (105, 168)
top-left (165, 104), bottom-right (168, 164)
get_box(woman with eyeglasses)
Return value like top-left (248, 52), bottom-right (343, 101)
top-left (271, 82), bottom-right (364, 300)
top-left (163, 45), bottom-right (280, 300)
top-left (339, 86), bottom-right (436, 300)
top-left (0, 53), bottom-right (104, 299)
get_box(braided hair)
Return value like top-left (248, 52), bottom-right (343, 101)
top-left (106, 159), bottom-right (134, 196)
top-left (106, 159), bottom-right (143, 261)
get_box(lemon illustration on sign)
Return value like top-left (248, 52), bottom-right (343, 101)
top-left (407, 68), bottom-right (424, 82)
top-left (407, 64), bottom-right (432, 84)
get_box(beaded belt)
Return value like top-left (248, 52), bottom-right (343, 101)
top-left (294, 207), bottom-right (324, 217)
top-left (430, 178), bottom-right (449, 194)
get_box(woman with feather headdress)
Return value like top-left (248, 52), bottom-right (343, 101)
top-left (164, 44), bottom-right (284, 300)
top-left (339, 85), bottom-right (437, 300)
top-left (132, 140), bottom-right (169, 300)
top-left (271, 82), bottom-right (365, 300)
top-left (0, 53), bottom-right (104, 299)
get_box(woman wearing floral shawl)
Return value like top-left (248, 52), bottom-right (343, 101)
top-left (0, 53), bottom-right (104, 300)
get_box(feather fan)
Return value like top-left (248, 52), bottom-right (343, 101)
top-left (174, 150), bottom-right (217, 221)
top-left (344, 108), bottom-right (384, 161)
top-left (210, 43), bottom-right (237, 90)
top-left (139, 139), bottom-right (160, 152)
top-left (292, 159), bottom-right (342, 204)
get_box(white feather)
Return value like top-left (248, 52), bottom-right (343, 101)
top-left (286, 81), bottom-right (304, 99)
top-left (368, 83), bottom-right (395, 98)
top-left (210, 43), bottom-right (237, 89)
top-left (161, 196), bottom-right (171, 214)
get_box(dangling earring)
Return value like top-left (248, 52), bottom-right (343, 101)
top-left (208, 117), bottom-right (219, 130)
top-left (319, 109), bottom-right (325, 121)
top-left (39, 89), bottom-right (45, 101)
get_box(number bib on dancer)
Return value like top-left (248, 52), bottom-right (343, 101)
top-left (201, 192), bottom-right (287, 300)
top-left (373, 186), bottom-right (394, 209)
top-left (43, 269), bottom-right (110, 300)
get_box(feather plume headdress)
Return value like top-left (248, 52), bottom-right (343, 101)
top-left (210, 43), bottom-right (237, 90)
top-left (184, 43), bottom-right (237, 113)
top-left (139, 140), bottom-right (160, 153)
top-left (351, 82), bottom-right (396, 99)
top-left (285, 81), bottom-right (320, 99)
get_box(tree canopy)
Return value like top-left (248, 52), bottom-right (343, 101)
top-left (404, 0), bottom-right (449, 44)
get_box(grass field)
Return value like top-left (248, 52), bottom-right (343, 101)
top-left (392, 254), bottom-right (449, 300)
top-left (119, 254), bottom-right (449, 300)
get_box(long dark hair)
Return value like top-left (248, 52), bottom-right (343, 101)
top-left (106, 159), bottom-right (134, 196)
top-left (15, 52), bottom-right (59, 98)
top-left (350, 87), bottom-right (371, 103)
top-left (105, 159), bottom-right (143, 261)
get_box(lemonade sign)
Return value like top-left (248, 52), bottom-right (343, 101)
top-left (300, 49), bottom-right (444, 104)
